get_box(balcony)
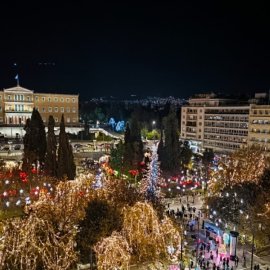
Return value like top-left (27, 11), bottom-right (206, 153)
top-left (5, 109), bottom-right (32, 113)
top-left (204, 110), bottom-right (249, 115)
top-left (204, 130), bottom-right (248, 136)
top-left (5, 100), bottom-right (33, 103)
top-left (186, 122), bottom-right (197, 127)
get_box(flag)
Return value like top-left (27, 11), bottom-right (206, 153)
top-left (15, 74), bottom-right (19, 85)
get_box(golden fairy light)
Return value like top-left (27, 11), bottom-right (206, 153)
top-left (0, 173), bottom-right (96, 270)
top-left (122, 202), bottom-right (181, 262)
top-left (94, 231), bottom-right (131, 270)
top-left (209, 146), bottom-right (269, 193)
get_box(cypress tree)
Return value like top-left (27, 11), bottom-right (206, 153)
top-left (22, 109), bottom-right (46, 171)
top-left (57, 115), bottom-right (76, 179)
top-left (123, 115), bottom-right (144, 169)
top-left (45, 115), bottom-right (57, 177)
top-left (123, 122), bottom-right (133, 167)
top-left (157, 129), bottom-right (164, 161)
top-left (179, 141), bottom-right (193, 169)
top-left (22, 118), bottom-right (32, 172)
top-left (131, 115), bottom-right (143, 167)
top-left (124, 122), bottom-right (131, 143)
top-left (161, 109), bottom-right (180, 172)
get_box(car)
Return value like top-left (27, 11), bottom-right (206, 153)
top-left (14, 145), bottom-right (21, 150)
top-left (2, 146), bottom-right (10, 151)
top-left (74, 144), bottom-right (83, 148)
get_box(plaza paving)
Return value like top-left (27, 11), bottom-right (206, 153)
top-left (165, 195), bottom-right (270, 270)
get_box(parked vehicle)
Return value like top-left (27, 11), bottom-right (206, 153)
top-left (14, 145), bottom-right (21, 150)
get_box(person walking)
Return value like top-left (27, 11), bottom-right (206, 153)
top-left (243, 254), bottom-right (246, 267)
top-left (235, 256), bottom-right (239, 267)
top-left (226, 257), bottom-right (229, 268)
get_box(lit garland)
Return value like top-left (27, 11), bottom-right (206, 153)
top-left (208, 146), bottom-right (268, 193)
top-left (0, 174), bottom-right (96, 269)
top-left (122, 202), bottom-right (181, 262)
top-left (94, 231), bottom-right (131, 270)
top-left (0, 214), bottom-right (77, 270)
top-left (140, 144), bottom-right (162, 202)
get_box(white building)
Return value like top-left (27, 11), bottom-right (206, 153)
top-left (181, 94), bottom-right (249, 153)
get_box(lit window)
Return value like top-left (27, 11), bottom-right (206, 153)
top-left (67, 118), bottom-right (70, 123)
top-left (66, 107), bottom-right (70, 113)
top-left (72, 107), bottom-right (76, 113)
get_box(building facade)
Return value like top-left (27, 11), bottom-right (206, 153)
top-left (0, 85), bottom-right (79, 125)
top-left (181, 94), bottom-right (249, 153)
top-left (248, 104), bottom-right (270, 150)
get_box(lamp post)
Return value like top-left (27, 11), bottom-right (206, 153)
top-left (195, 213), bottom-right (200, 266)
top-left (250, 222), bottom-right (262, 270)
top-left (178, 219), bottom-right (187, 270)
top-left (250, 232), bottom-right (255, 270)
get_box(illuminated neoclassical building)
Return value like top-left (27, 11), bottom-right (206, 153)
top-left (0, 85), bottom-right (79, 125)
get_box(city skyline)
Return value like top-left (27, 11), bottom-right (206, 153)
top-left (1, 2), bottom-right (270, 99)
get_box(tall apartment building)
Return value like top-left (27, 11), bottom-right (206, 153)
top-left (0, 85), bottom-right (79, 125)
top-left (181, 94), bottom-right (249, 153)
top-left (248, 104), bottom-right (270, 150)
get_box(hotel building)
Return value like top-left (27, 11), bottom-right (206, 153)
top-left (181, 94), bottom-right (249, 153)
top-left (0, 85), bottom-right (79, 126)
top-left (248, 104), bottom-right (270, 150)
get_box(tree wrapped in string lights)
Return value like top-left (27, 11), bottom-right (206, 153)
top-left (122, 202), bottom-right (181, 263)
top-left (94, 231), bottom-right (131, 270)
top-left (208, 146), bottom-right (268, 194)
top-left (140, 144), bottom-right (162, 204)
top-left (100, 175), bottom-right (143, 208)
top-left (94, 202), bottom-right (181, 269)
top-left (0, 212), bottom-right (78, 270)
top-left (206, 147), bottom-right (270, 248)
top-left (0, 174), bottom-right (95, 269)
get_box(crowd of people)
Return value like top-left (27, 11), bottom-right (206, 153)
top-left (165, 193), bottom-right (269, 270)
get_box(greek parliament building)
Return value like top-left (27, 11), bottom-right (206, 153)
top-left (0, 85), bottom-right (79, 137)
top-left (181, 93), bottom-right (270, 153)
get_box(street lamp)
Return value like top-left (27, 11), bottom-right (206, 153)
top-left (250, 221), bottom-right (262, 270)
top-left (152, 120), bottom-right (156, 130)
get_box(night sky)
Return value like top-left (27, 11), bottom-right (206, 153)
top-left (0, 1), bottom-right (270, 99)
